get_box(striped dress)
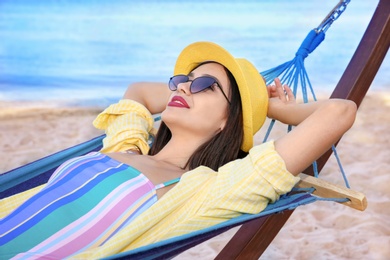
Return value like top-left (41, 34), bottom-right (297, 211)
top-left (0, 152), bottom-right (178, 259)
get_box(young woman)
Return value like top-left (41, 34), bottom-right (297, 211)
top-left (0, 42), bottom-right (357, 259)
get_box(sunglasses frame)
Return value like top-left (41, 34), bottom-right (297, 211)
top-left (169, 75), bottom-right (231, 105)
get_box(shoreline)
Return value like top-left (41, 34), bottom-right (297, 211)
top-left (1, 89), bottom-right (389, 259)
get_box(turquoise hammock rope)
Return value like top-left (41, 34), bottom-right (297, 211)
top-left (260, 0), bottom-right (352, 188)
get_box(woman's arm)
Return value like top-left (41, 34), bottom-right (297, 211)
top-left (268, 78), bottom-right (357, 176)
top-left (123, 82), bottom-right (172, 114)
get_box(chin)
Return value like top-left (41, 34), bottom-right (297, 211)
top-left (160, 109), bottom-right (174, 126)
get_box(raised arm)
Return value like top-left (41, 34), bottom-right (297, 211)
top-left (123, 82), bottom-right (171, 114)
top-left (268, 78), bottom-right (357, 176)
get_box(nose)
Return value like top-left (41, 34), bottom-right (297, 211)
top-left (176, 81), bottom-right (191, 95)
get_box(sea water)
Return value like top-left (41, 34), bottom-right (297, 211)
top-left (0, 0), bottom-right (388, 107)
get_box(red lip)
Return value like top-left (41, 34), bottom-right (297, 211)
top-left (168, 96), bottom-right (190, 108)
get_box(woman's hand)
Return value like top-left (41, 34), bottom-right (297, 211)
top-left (267, 78), bottom-right (294, 102)
top-left (267, 78), bottom-right (296, 122)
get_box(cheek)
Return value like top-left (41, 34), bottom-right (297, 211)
top-left (198, 103), bottom-right (228, 129)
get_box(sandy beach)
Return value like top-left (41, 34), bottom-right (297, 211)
top-left (1, 90), bottom-right (389, 259)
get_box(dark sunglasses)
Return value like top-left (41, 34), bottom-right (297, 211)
top-left (168, 75), bottom-right (231, 104)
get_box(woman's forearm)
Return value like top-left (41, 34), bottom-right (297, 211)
top-left (266, 79), bottom-right (346, 126)
top-left (123, 82), bottom-right (171, 114)
top-left (269, 100), bottom-right (327, 126)
top-left (274, 98), bottom-right (357, 175)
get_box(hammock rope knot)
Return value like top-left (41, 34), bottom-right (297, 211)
top-left (295, 30), bottom-right (325, 59)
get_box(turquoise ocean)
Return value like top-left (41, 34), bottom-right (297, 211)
top-left (0, 0), bottom-right (388, 107)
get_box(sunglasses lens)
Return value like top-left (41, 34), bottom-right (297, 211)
top-left (169, 75), bottom-right (188, 91)
top-left (191, 77), bottom-right (215, 93)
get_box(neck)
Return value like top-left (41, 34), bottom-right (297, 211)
top-left (152, 135), bottom-right (207, 170)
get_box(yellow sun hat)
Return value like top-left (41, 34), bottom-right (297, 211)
top-left (174, 41), bottom-right (268, 152)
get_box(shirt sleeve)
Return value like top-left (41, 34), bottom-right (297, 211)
top-left (93, 100), bottom-right (156, 154)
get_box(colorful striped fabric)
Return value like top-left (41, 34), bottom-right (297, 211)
top-left (0, 152), bottom-right (158, 259)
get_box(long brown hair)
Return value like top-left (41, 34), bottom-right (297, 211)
top-left (148, 62), bottom-right (246, 171)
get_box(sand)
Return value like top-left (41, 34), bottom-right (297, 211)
top-left (1, 90), bottom-right (389, 259)
top-left (0, 101), bottom-right (104, 173)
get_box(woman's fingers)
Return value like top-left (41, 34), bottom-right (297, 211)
top-left (268, 78), bottom-right (295, 102)
top-left (274, 78), bottom-right (287, 101)
top-left (267, 85), bottom-right (277, 97)
top-left (284, 85), bottom-right (295, 102)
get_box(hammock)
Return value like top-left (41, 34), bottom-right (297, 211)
top-left (1, 0), bottom-right (388, 258)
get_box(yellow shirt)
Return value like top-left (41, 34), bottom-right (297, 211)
top-left (1, 100), bottom-right (299, 259)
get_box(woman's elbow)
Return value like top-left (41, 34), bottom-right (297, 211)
top-left (330, 99), bottom-right (357, 131)
top-left (123, 83), bottom-right (143, 100)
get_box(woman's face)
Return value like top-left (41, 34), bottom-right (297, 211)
top-left (162, 62), bottom-right (231, 141)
